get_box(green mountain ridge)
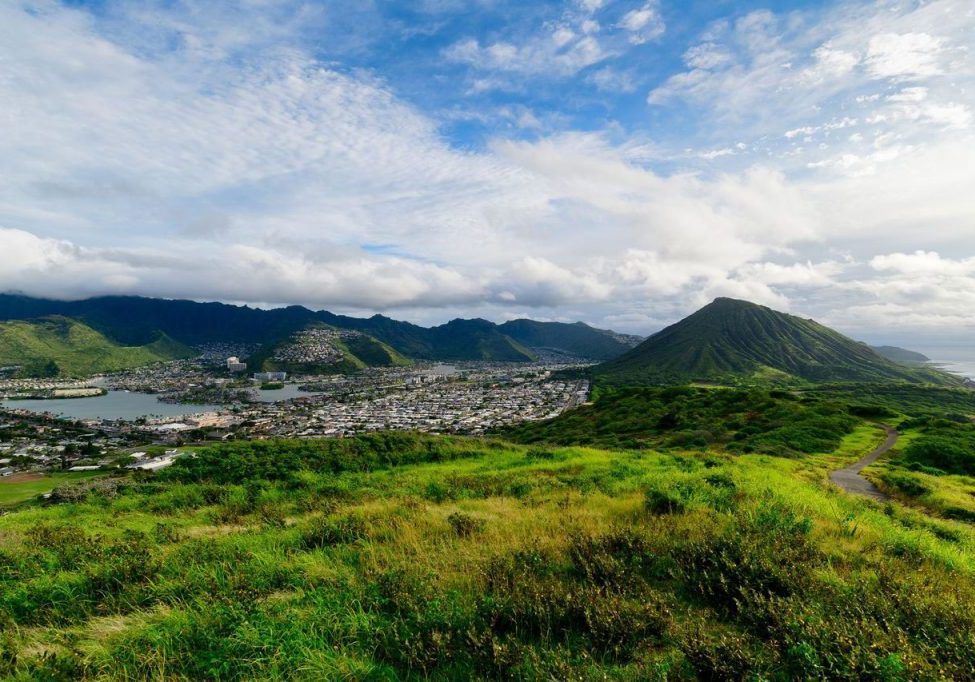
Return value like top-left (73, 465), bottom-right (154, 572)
top-left (594, 298), bottom-right (959, 387)
top-left (0, 294), bottom-right (631, 364)
top-left (0, 316), bottom-right (195, 378)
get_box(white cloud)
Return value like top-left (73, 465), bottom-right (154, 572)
top-left (734, 261), bottom-right (844, 288)
top-left (865, 32), bottom-right (946, 79)
top-left (888, 86), bottom-right (928, 102)
top-left (444, 33), bottom-right (605, 78)
top-left (698, 148), bottom-right (735, 160)
top-left (785, 126), bottom-right (818, 139)
top-left (683, 42), bottom-right (732, 70)
top-left (870, 251), bottom-right (975, 276)
top-left (648, 2), bottom-right (973, 136)
top-left (618, 2), bottom-right (665, 44)
top-left (588, 67), bottom-right (638, 93)
top-left (578, 0), bottom-right (605, 13)
top-left (802, 44), bottom-right (859, 83)
top-left (442, 1), bottom-right (616, 80)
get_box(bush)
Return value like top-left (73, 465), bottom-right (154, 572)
top-left (447, 512), bottom-right (485, 537)
top-left (904, 436), bottom-right (975, 476)
top-left (301, 513), bottom-right (367, 549)
top-left (674, 502), bottom-right (816, 617)
top-left (644, 487), bottom-right (686, 515)
top-left (880, 472), bottom-right (931, 498)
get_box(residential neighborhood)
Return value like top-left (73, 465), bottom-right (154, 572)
top-left (0, 359), bottom-right (590, 478)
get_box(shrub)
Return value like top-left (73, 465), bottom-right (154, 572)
top-left (568, 527), bottom-right (662, 587)
top-left (904, 437), bottom-right (975, 476)
top-left (879, 472), bottom-right (931, 498)
top-left (680, 629), bottom-right (767, 680)
top-left (525, 447), bottom-right (559, 460)
top-left (674, 502), bottom-right (816, 617)
top-left (301, 513), bottom-right (367, 549)
top-left (644, 487), bottom-right (686, 515)
top-left (47, 477), bottom-right (125, 504)
top-left (447, 512), bottom-right (485, 537)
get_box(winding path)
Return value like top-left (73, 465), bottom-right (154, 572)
top-left (830, 424), bottom-right (898, 501)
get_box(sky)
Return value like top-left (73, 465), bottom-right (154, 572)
top-left (1, 0), bottom-right (973, 345)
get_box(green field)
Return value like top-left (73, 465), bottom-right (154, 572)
top-left (0, 471), bottom-right (103, 507)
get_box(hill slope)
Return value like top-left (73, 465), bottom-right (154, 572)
top-left (594, 298), bottom-right (957, 386)
top-left (498, 319), bottom-right (639, 360)
top-left (0, 316), bottom-right (195, 377)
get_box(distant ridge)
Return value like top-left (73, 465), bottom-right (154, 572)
top-left (0, 294), bottom-right (635, 368)
top-left (498, 319), bottom-right (641, 361)
top-left (593, 298), bottom-right (959, 386)
top-left (870, 345), bottom-right (931, 364)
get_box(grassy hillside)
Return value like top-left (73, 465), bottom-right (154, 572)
top-left (1, 432), bottom-right (974, 679)
top-left (0, 316), bottom-right (195, 377)
top-left (504, 386), bottom-right (859, 454)
top-left (595, 298), bottom-right (957, 387)
top-left (341, 334), bottom-right (411, 368)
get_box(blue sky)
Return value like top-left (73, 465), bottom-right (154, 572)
top-left (0, 0), bottom-right (973, 344)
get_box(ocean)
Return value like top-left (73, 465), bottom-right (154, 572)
top-left (921, 347), bottom-right (975, 380)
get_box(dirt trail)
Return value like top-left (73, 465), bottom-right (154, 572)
top-left (830, 425), bottom-right (898, 501)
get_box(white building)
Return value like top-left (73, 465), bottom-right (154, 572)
top-left (226, 357), bottom-right (247, 373)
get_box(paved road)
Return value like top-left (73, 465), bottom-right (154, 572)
top-left (830, 424), bottom-right (898, 501)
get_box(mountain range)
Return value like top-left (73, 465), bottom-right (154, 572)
top-left (592, 297), bottom-right (958, 387)
top-left (0, 294), bottom-right (641, 377)
top-left (0, 294), bottom-right (956, 386)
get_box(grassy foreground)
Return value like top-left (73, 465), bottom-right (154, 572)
top-left (1, 433), bottom-right (974, 680)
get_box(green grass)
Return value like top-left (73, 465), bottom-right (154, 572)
top-left (0, 471), bottom-right (103, 507)
top-left (0, 316), bottom-right (194, 377)
top-left (1, 433), bottom-right (974, 679)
